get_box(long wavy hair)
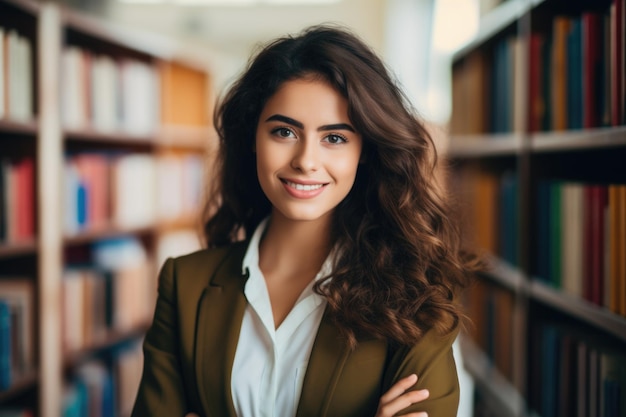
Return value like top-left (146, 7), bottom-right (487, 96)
top-left (203, 25), bottom-right (479, 348)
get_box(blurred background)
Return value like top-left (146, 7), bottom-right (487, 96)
top-left (102, 0), bottom-right (479, 126)
top-left (1, 0), bottom-right (625, 416)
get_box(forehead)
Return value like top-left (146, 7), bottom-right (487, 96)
top-left (259, 78), bottom-right (349, 124)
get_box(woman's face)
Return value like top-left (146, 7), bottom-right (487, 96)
top-left (255, 77), bottom-right (363, 225)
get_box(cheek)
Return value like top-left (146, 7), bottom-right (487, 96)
top-left (334, 154), bottom-right (362, 179)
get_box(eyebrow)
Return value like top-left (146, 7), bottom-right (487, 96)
top-left (265, 114), bottom-right (356, 133)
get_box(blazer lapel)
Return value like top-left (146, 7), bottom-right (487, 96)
top-left (194, 243), bottom-right (248, 417)
top-left (296, 310), bottom-right (351, 417)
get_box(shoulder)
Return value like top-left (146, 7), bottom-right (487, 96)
top-left (170, 241), bottom-right (248, 270)
top-left (158, 240), bottom-right (249, 290)
top-left (385, 326), bottom-right (460, 387)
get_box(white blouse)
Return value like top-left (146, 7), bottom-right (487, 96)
top-left (231, 218), bottom-right (332, 417)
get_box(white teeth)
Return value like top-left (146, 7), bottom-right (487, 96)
top-left (285, 180), bottom-right (323, 191)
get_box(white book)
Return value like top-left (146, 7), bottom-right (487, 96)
top-left (91, 55), bottom-right (118, 132)
top-left (61, 47), bottom-right (87, 130)
top-left (112, 154), bottom-right (156, 228)
top-left (156, 154), bottom-right (184, 220)
top-left (182, 154), bottom-right (204, 214)
top-left (6, 30), bottom-right (20, 121)
top-left (120, 60), bottom-right (158, 135)
top-left (20, 35), bottom-right (32, 121)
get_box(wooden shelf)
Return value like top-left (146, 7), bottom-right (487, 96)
top-left (448, 133), bottom-right (524, 158)
top-left (64, 224), bottom-right (155, 245)
top-left (64, 128), bottom-right (155, 147)
top-left (0, 239), bottom-right (38, 259)
top-left (530, 126), bottom-right (626, 153)
top-left (0, 119), bottom-right (39, 136)
top-left (0, 369), bottom-right (38, 402)
top-left (482, 254), bottom-right (526, 293)
top-left (454, 0), bottom-right (529, 60)
top-left (63, 323), bottom-right (150, 369)
top-left (460, 334), bottom-right (525, 417)
top-left (529, 279), bottom-right (626, 343)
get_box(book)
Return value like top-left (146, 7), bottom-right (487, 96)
top-left (551, 17), bottom-right (573, 130)
top-left (160, 60), bottom-right (209, 127)
top-left (0, 278), bottom-right (34, 379)
top-left (582, 12), bottom-right (604, 128)
top-left (566, 17), bottom-right (583, 130)
top-left (610, 0), bottom-right (624, 125)
top-left (110, 154), bottom-right (157, 229)
top-left (528, 33), bottom-right (545, 132)
top-left (561, 183), bottom-right (584, 298)
top-left (0, 299), bottom-right (11, 390)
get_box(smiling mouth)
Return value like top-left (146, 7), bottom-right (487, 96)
top-left (282, 179), bottom-right (327, 191)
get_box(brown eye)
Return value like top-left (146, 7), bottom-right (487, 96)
top-left (272, 127), bottom-right (296, 138)
top-left (325, 134), bottom-right (347, 144)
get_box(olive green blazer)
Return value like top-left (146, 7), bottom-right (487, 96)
top-left (131, 242), bottom-right (460, 417)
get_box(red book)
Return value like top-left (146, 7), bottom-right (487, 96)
top-left (583, 185), bottom-right (608, 305)
top-left (582, 13), bottom-right (602, 128)
top-left (14, 158), bottom-right (34, 240)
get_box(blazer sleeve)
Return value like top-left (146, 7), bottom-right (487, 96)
top-left (131, 258), bottom-right (188, 417)
top-left (383, 326), bottom-right (461, 417)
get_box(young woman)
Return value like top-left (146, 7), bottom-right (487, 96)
top-left (131, 25), bottom-right (477, 417)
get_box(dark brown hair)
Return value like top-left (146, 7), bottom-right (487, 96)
top-left (204, 25), bottom-right (478, 347)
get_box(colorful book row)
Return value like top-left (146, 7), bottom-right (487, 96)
top-left (63, 341), bottom-right (143, 417)
top-left (529, 2), bottom-right (625, 132)
top-left (61, 46), bottom-right (159, 135)
top-left (0, 26), bottom-right (34, 123)
top-left (0, 158), bottom-right (34, 244)
top-left (0, 278), bottom-right (34, 392)
top-left (62, 237), bottom-right (155, 354)
top-left (530, 322), bottom-right (626, 417)
top-left (451, 0), bottom-right (625, 135)
top-left (535, 181), bottom-right (626, 316)
top-left (64, 152), bottom-right (204, 235)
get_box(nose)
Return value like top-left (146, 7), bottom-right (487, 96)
top-left (291, 139), bottom-right (320, 173)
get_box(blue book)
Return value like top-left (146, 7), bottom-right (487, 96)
top-left (0, 299), bottom-right (12, 391)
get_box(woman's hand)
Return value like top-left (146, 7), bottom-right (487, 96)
top-left (185, 374), bottom-right (429, 417)
top-left (375, 374), bottom-right (429, 417)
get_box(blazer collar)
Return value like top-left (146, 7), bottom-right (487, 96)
top-left (195, 242), bottom-right (248, 417)
top-left (194, 241), bottom-right (352, 417)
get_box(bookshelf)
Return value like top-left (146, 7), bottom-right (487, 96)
top-left (0, 0), bottom-right (215, 415)
top-left (449, 0), bottom-right (626, 416)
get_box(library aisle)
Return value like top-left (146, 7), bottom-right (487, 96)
top-left (0, 0), bottom-right (214, 415)
top-left (449, 0), bottom-right (626, 416)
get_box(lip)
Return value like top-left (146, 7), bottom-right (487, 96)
top-left (280, 178), bottom-right (328, 199)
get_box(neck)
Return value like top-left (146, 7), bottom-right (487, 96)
top-left (258, 213), bottom-right (333, 277)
